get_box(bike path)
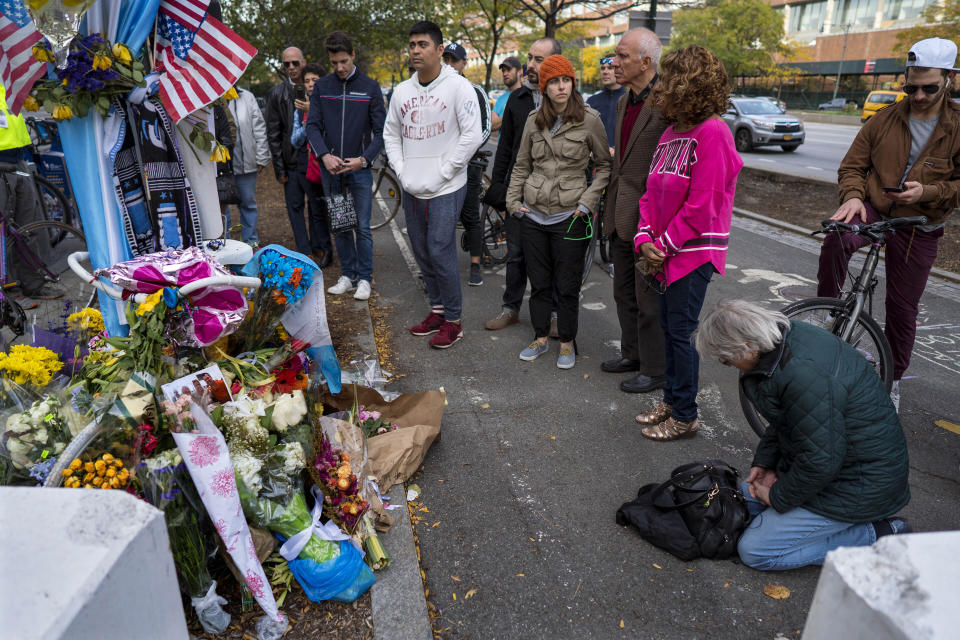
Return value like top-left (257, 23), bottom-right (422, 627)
top-left (369, 207), bottom-right (960, 639)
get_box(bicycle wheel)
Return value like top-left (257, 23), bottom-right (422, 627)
top-left (371, 168), bottom-right (401, 230)
top-left (16, 221), bottom-right (97, 312)
top-left (598, 233), bottom-right (610, 264)
top-left (739, 297), bottom-right (893, 437)
top-left (481, 204), bottom-right (508, 266)
top-left (35, 174), bottom-right (79, 231)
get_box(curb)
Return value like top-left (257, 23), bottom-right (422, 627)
top-left (347, 296), bottom-right (433, 640)
top-left (733, 206), bottom-right (960, 285)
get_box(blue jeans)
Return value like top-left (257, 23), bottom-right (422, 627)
top-left (403, 187), bottom-right (467, 322)
top-left (659, 263), bottom-right (713, 422)
top-left (737, 481), bottom-right (876, 571)
top-left (284, 171), bottom-right (332, 256)
top-left (224, 171), bottom-right (259, 243)
top-left (322, 168), bottom-right (373, 283)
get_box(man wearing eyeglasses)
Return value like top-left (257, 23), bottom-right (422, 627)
top-left (819, 37), bottom-right (960, 411)
top-left (586, 52), bottom-right (625, 157)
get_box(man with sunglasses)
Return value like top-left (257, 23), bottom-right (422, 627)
top-left (818, 37), bottom-right (960, 411)
top-left (586, 52), bottom-right (625, 157)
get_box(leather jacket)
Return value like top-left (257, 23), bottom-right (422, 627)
top-left (265, 80), bottom-right (297, 179)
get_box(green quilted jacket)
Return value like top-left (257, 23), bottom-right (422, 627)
top-left (741, 321), bottom-right (910, 523)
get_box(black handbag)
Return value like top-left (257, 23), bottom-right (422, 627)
top-left (616, 460), bottom-right (750, 561)
top-left (216, 164), bottom-right (242, 205)
top-left (324, 176), bottom-right (358, 234)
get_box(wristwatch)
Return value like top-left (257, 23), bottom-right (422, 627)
top-left (360, 157), bottom-right (368, 169)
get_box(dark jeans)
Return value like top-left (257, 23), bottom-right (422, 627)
top-left (322, 168), bottom-right (374, 283)
top-left (522, 215), bottom-right (589, 342)
top-left (502, 213), bottom-right (527, 312)
top-left (284, 171), bottom-right (332, 256)
top-left (403, 187), bottom-right (467, 322)
top-left (816, 202), bottom-right (943, 379)
top-left (610, 232), bottom-right (666, 376)
top-left (660, 263), bottom-right (714, 422)
top-left (460, 158), bottom-right (483, 258)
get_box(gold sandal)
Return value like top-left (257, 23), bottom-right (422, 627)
top-left (635, 401), bottom-right (672, 425)
top-left (641, 417), bottom-right (700, 441)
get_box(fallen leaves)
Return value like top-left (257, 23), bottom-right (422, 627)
top-left (480, 403), bottom-right (490, 409)
top-left (450, 576), bottom-right (461, 582)
top-left (432, 521), bottom-right (441, 528)
top-left (464, 588), bottom-right (477, 599)
top-left (516, 573), bottom-right (525, 577)
top-left (763, 584), bottom-right (791, 600)
top-left (452, 593), bottom-right (457, 601)
top-left (652, 563), bottom-right (662, 570)
top-left (619, 620), bottom-right (625, 629)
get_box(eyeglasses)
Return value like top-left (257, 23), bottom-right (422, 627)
top-left (903, 83), bottom-right (941, 95)
top-left (600, 57), bottom-right (614, 66)
top-left (283, 60), bottom-right (301, 68)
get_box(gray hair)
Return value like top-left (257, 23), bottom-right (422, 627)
top-left (694, 300), bottom-right (789, 361)
top-left (625, 28), bottom-right (662, 68)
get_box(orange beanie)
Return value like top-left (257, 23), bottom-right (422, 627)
top-left (538, 54), bottom-right (577, 93)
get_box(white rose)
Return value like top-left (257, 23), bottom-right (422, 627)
top-left (270, 391), bottom-right (307, 433)
top-left (6, 415), bottom-right (30, 435)
top-left (5, 437), bottom-right (32, 469)
top-left (281, 442), bottom-right (306, 475)
top-left (54, 442), bottom-right (65, 454)
top-left (233, 452), bottom-right (263, 494)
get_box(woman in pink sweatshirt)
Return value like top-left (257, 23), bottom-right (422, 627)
top-left (633, 45), bottom-right (743, 441)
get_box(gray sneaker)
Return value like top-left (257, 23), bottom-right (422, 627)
top-left (890, 380), bottom-right (900, 413)
top-left (556, 345), bottom-right (576, 369)
top-left (519, 340), bottom-right (549, 361)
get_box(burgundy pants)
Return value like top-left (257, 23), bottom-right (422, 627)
top-left (816, 203), bottom-right (943, 380)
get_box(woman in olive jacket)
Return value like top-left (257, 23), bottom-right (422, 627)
top-left (506, 54), bottom-right (611, 370)
top-left (696, 300), bottom-right (911, 571)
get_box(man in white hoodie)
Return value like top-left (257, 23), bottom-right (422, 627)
top-left (384, 20), bottom-right (483, 349)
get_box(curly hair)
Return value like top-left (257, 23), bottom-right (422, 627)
top-left (653, 45), bottom-right (730, 128)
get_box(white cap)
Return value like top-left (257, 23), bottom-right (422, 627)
top-left (906, 37), bottom-right (959, 72)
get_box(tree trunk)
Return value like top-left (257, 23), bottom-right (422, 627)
top-left (544, 13), bottom-right (557, 38)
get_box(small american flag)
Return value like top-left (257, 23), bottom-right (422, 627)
top-left (0, 0), bottom-right (47, 115)
top-left (155, 0), bottom-right (257, 123)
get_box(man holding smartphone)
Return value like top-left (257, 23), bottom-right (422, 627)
top-left (817, 37), bottom-right (960, 410)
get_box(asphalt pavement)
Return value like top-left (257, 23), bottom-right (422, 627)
top-left (369, 203), bottom-right (960, 639)
top-left (737, 121), bottom-right (860, 183)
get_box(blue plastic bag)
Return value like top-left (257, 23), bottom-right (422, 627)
top-left (278, 537), bottom-right (376, 603)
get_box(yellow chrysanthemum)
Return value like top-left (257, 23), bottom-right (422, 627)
top-left (135, 289), bottom-right (164, 316)
top-left (0, 344), bottom-right (64, 387)
top-left (67, 308), bottom-right (105, 336)
top-left (23, 95), bottom-right (40, 112)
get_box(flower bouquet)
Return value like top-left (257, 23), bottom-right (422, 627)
top-left (1, 392), bottom-right (73, 485)
top-left (29, 34), bottom-right (146, 120)
top-left (357, 407), bottom-right (399, 439)
top-left (138, 449), bottom-right (231, 635)
top-left (0, 344), bottom-right (64, 391)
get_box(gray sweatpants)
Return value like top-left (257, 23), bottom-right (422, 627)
top-left (402, 186), bottom-right (467, 322)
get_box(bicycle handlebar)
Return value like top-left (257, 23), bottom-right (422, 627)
top-left (815, 216), bottom-right (928, 238)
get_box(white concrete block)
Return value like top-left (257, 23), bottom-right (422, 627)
top-left (0, 487), bottom-right (189, 640)
top-left (802, 531), bottom-right (960, 640)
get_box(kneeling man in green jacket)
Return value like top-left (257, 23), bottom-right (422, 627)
top-left (696, 299), bottom-right (911, 571)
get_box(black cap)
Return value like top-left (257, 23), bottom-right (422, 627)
top-left (498, 56), bottom-right (522, 71)
top-left (443, 43), bottom-right (467, 61)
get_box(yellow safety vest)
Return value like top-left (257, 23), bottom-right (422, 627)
top-left (0, 83), bottom-right (33, 151)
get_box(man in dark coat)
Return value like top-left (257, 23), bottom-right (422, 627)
top-left (602, 28), bottom-right (667, 394)
top-left (697, 300), bottom-right (911, 571)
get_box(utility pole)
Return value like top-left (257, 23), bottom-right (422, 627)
top-left (832, 23), bottom-right (852, 101)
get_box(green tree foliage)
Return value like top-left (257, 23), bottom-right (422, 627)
top-left (443, 0), bottom-right (535, 91)
top-left (671, 0), bottom-right (792, 80)
top-left (223, 0), bottom-right (430, 90)
top-left (894, 0), bottom-right (960, 57)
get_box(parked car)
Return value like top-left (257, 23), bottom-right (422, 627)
top-left (818, 97), bottom-right (858, 111)
top-left (860, 90), bottom-right (906, 122)
top-left (722, 98), bottom-right (805, 152)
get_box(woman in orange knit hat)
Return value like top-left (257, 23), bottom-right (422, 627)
top-left (506, 54), bottom-right (611, 370)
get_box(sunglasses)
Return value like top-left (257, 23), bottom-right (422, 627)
top-left (903, 83), bottom-right (941, 95)
top-left (283, 60), bottom-right (301, 68)
top-left (601, 57), bottom-right (614, 66)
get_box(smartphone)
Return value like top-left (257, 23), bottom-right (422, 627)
top-left (882, 186), bottom-right (904, 193)
top-left (294, 85), bottom-right (306, 102)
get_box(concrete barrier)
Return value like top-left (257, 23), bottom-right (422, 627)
top-left (790, 111), bottom-right (863, 126)
top-left (0, 487), bottom-right (189, 640)
top-left (802, 531), bottom-right (960, 639)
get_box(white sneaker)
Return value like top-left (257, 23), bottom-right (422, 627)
top-left (354, 280), bottom-right (371, 301)
top-left (328, 276), bottom-right (355, 295)
top-left (890, 380), bottom-right (900, 414)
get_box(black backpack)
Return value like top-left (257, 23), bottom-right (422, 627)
top-left (616, 460), bottom-right (750, 561)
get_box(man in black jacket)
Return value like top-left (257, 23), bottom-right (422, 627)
top-left (266, 46), bottom-right (333, 264)
top-left (483, 37), bottom-right (560, 331)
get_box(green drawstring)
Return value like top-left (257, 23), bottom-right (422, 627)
top-left (563, 214), bottom-right (593, 241)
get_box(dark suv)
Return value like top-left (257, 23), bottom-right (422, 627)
top-left (722, 98), bottom-right (805, 153)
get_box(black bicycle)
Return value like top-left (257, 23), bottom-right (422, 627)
top-left (581, 191), bottom-right (611, 285)
top-left (463, 150), bottom-right (506, 267)
top-left (740, 215), bottom-right (928, 436)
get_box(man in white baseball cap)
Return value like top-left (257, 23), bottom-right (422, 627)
top-left (817, 37), bottom-right (958, 411)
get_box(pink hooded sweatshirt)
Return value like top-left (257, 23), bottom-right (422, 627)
top-left (634, 117), bottom-right (743, 286)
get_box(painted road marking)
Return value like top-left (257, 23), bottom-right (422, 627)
top-left (934, 420), bottom-right (960, 435)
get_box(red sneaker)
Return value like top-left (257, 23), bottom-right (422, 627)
top-left (410, 312), bottom-right (445, 336)
top-left (429, 321), bottom-right (463, 349)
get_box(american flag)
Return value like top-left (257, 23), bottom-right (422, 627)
top-left (0, 0), bottom-right (47, 115)
top-left (155, 0), bottom-right (257, 123)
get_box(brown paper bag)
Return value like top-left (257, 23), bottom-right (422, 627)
top-left (323, 385), bottom-right (445, 488)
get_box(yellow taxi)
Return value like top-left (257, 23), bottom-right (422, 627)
top-left (860, 90), bottom-right (906, 123)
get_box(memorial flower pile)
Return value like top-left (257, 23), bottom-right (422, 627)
top-left (0, 345), bottom-right (64, 388)
top-left (61, 452), bottom-right (130, 490)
